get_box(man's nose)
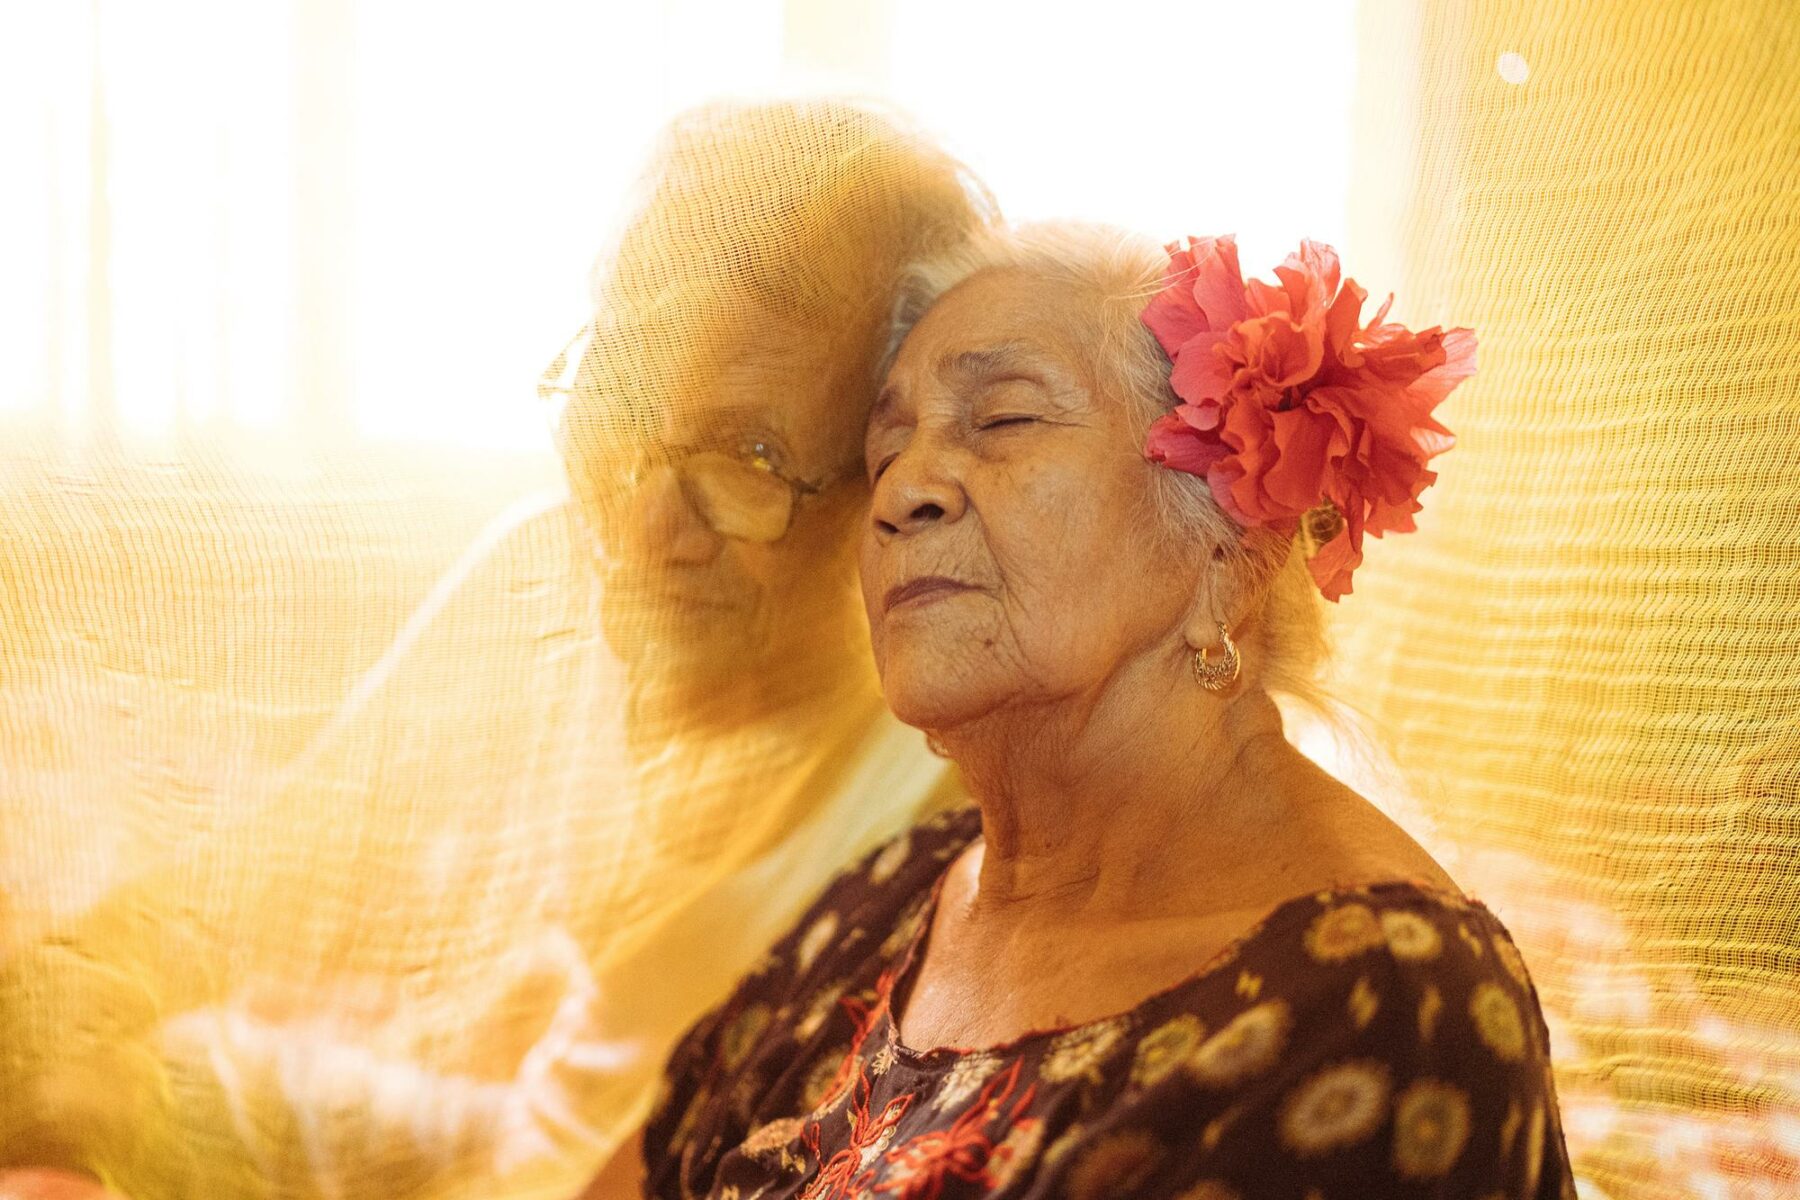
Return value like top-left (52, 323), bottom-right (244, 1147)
top-left (613, 463), bottom-right (724, 564)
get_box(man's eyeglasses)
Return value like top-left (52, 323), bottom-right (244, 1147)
top-left (538, 323), bottom-right (838, 543)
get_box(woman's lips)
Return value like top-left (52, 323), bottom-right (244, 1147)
top-left (884, 576), bottom-right (975, 612)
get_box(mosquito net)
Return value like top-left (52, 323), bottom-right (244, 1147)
top-left (1323, 3), bottom-right (1800, 1196)
top-left (1, 96), bottom-right (996, 1200)
top-left (4, 3), bottom-right (1799, 1198)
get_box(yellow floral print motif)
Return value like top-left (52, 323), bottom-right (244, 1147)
top-left (741, 1116), bottom-right (806, 1161)
top-left (1200, 1102), bottom-right (1245, 1152)
top-left (1470, 980), bottom-right (1528, 1061)
top-left (1277, 1058), bottom-right (1393, 1157)
top-left (669, 1081), bottom-right (708, 1153)
top-left (1392, 1077), bottom-right (1472, 1177)
top-left (986, 1119), bottom-right (1045, 1189)
top-left (867, 1041), bottom-right (897, 1078)
top-left (869, 832), bottom-right (912, 886)
top-left (1419, 984), bottom-right (1444, 1042)
top-left (796, 977), bottom-right (849, 1041)
top-left (722, 1003), bottom-right (773, 1070)
top-left (879, 898), bottom-right (930, 960)
top-left (1186, 1000), bottom-right (1292, 1088)
top-left (1348, 975), bottom-right (1380, 1029)
top-left (1380, 909), bottom-right (1443, 961)
top-left (1500, 1097), bottom-right (1522, 1157)
top-left (1131, 1014), bottom-right (1207, 1088)
top-left (796, 912), bottom-right (840, 974)
top-left (1174, 1182), bottom-right (1243, 1200)
top-left (1493, 934), bottom-right (1532, 988)
top-left (729, 1072), bottom-right (764, 1122)
top-left (800, 1042), bottom-right (850, 1114)
top-left (1235, 969), bottom-right (1262, 999)
top-left (1040, 1017), bottom-right (1130, 1084)
top-left (1040, 1122), bottom-right (1087, 1171)
top-left (1523, 1101), bottom-right (1547, 1196)
top-left (930, 1053), bottom-right (1004, 1111)
top-left (1064, 1129), bottom-right (1163, 1200)
top-left (1457, 922), bottom-right (1487, 959)
top-left (1304, 903), bottom-right (1386, 962)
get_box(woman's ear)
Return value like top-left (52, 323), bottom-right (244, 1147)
top-left (1179, 524), bottom-right (1290, 648)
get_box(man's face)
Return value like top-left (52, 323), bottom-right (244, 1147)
top-left (577, 325), bottom-right (873, 697)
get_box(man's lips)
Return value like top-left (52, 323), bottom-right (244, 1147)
top-left (884, 576), bottom-right (976, 613)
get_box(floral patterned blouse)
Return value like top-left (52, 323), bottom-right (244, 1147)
top-left (641, 802), bottom-right (1576, 1200)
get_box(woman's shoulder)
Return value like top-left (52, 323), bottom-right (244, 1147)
top-left (1072, 879), bottom-right (1572, 1196)
top-left (1254, 876), bottom-right (1549, 1029)
top-left (1135, 873), bottom-right (1560, 1108)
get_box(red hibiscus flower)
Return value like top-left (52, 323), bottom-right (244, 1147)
top-left (1141, 234), bottom-right (1475, 601)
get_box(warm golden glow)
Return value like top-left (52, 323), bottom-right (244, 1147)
top-left (3, 2), bottom-right (1797, 1199)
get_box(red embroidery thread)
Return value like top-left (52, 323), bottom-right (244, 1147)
top-left (874, 1060), bottom-right (1041, 1200)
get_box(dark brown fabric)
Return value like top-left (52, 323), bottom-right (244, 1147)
top-left (642, 802), bottom-right (1576, 1199)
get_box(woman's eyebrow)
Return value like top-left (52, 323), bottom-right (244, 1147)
top-left (869, 341), bottom-right (1052, 433)
top-left (936, 341), bottom-right (1041, 382)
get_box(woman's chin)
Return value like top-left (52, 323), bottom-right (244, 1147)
top-left (876, 667), bottom-right (994, 737)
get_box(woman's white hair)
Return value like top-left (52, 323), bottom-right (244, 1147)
top-left (882, 219), bottom-right (1337, 724)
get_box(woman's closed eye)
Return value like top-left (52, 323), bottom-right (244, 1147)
top-left (868, 415), bottom-right (1041, 481)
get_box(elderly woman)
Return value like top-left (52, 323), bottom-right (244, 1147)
top-left (574, 221), bottom-right (1576, 1200)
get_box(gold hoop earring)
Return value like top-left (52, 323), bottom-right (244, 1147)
top-left (1192, 620), bottom-right (1240, 692)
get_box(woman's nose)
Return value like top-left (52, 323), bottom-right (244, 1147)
top-left (614, 462), bottom-right (724, 564)
top-left (870, 444), bottom-right (967, 539)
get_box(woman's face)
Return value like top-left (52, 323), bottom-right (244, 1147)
top-left (860, 267), bottom-right (1199, 731)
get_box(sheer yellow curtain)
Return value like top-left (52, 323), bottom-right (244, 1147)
top-left (1329, 3), bottom-right (1800, 1196)
top-left (1, 6), bottom-right (973, 1200)
top-left (8, 1), bottom-right (1799, 1198)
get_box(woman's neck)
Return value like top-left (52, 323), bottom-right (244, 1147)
top-left (937, 665), bottom-right (1323, 925)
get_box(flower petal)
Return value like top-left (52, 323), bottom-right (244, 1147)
top-left (1141, 283), bottom-right (1208, 358)
top-left (1307, 526), bottom-right (1360, 601)
top-left (1144, 411), bottom-right (1230, 476)
top-left (1168, 332), bottom-right (1235, 403)
top-left (1264, 408), bottom-right (1340, 513)
top-left (1136, 235), bottom-right (1471, 604)
top-left (1184, 234), bottom-right (1250, 329)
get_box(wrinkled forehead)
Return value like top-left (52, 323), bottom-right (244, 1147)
top-left (879, 267), bottom-right (1101, 413)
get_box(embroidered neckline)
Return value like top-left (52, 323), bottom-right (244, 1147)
top-left (878, 804), bottom-right (1505, 1066)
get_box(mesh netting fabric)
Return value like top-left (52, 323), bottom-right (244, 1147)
top-left (3, 6), bottom-right (1799, 1197)
top-left (1, 97), bottom-right (994, 1199)
top-left (1325, 3), bottom-right (1800, 1196)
